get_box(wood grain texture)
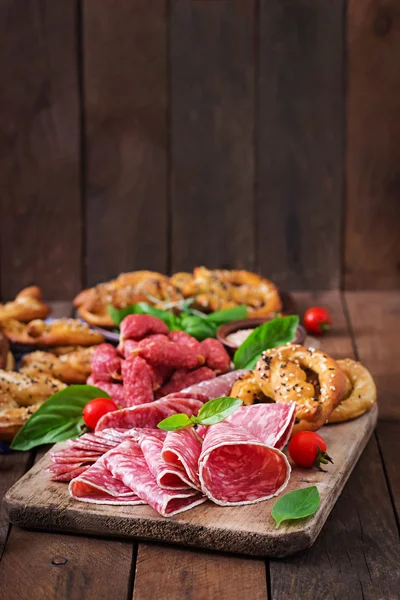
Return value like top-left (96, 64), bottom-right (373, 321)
top-left (133, 544), bottom-right (267, 600)
top-left (376, 421), bottom-right (400, 526)
top-left (269, 291), bottom-right (400, 600)
top-left (170, 0), bottom-right (255, 272)
top-left (345, 291), bottom-right (400, 421)
top-left (84, 0), bottom-right (168, 285)
top-left (0, 528), bottom-right (134, 600)
top-left (4, 405), bottom-right (377, 558)
top-left (0, 452), bottom-right (31, 558)
top-left (345, 0), bottom-right (400, 289)
top-left (257, 1), bottom-right (344, 289)
top-left (0, 0), bottom-right (82, 300)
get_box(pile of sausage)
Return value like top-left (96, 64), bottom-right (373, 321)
top-left (86, 314), bottom-right (231, 407)
top-left (47, 374), bottom-right (296, 516)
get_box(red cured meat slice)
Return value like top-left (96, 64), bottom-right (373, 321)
top-left (86, 375), bottom-right (126, 407)
top-left (99, 428), bottom-right (126, 443)
top-left (120, 315), bottom-right (169, 341)
top-left (69, 454), bottom-right (144, 505)
top-left (50, 452), bottom-right (101, 464)
top-left (199, 421), bottom-right (290, 506)
top-left (180, 370), bottom-right (248, 398)
top-left (46, 462), bottom-right (84, 474)
top-left (199, 338), bottom-right (230, 374)
top-left (65, 438), bottom-right (116, 453)
top-left (117, 339), bottom-right (139, 358)
top-left (138, 431), bottom-right (195, 490)
top-left (225, 403), bottom-right (296, 450)
top-left (91, 344), bottom-right (122, 382)
top-left (123, 427), bottom-right (166, 441)
top-left (162, 427), bottom-right (202, 489)
top-left (159, 367), bottom-right (216, 397)
top-left (52, 465), bottom-right (89, 482)
top-left (122, 355), bottom-right (155, 406)
top-left (95, 397), bottom-right (203, 431)
top-left (104, 439), bottom-right (206, 517)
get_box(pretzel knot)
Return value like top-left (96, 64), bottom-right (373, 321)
top-left (327, 358), bottom-right (376, 423)
top-left (254, 344), bottom-right (347, 433)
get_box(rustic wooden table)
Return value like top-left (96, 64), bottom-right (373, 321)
top-left (0, 291), bottom-right (399, 600)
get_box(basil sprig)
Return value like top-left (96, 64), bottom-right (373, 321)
top-left (108, 302), bottom-right (247, 341)
top-left (158, 397), bottom-right (243, 431)
top-left (272, 486), bottom-right (320, 528)
top-left (10, 385), bottom-right (111, 451)
top-left (233, 315), bottom-right (299, 370)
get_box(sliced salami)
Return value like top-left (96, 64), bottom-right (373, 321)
top-left (104, 439), bottom-right (206, 517)
top-left (225, 403), bottom-right (296, 450)
top-left (52, 465), bottom-right (89, 482)
top-left (69, 454), bottom-right (144, 505)
top-left (86, 375), bottom-right (126, 407)
top-left (50, 452), bottom-right (101, 464)
top-left (199, 421), bottom-right (290, 506)
top-left (95, 397), bottom-right (204, 431)
top-left (162, 427), bottom-right (202, 489)
top-left (91, 344), bottom-right (122, 382)
top-left (46, 462), bottom-right (84, 475)
top-left (138, 431), bottom-right (195, 490)
top-left (180, 370), bottom-right (248, 398)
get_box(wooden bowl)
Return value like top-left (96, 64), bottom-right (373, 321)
top-left (217, 318), bottom-right (306, 354)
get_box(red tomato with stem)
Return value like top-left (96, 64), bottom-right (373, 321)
top-left (303, 306), bottom-right (332, 335)
top-left (288, 431), bottom-right (333, 471)
top-left (83, 398), bottom-right (118, 430)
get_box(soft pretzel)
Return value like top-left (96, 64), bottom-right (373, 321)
top-left (20, 346), bottom-right (95, 384)
top-left (76, 271), bottom-right (180, 327)
top-left (328, 358), bottom-right (376, 423)
top-left (0, 370), bottom-right (66, 407)
top-left (188, 267), bottom-right (282, 316)
top-left (254, 344), bottom-right (346, 433)
top-left (1, 318), bottom-right (104, 347)
top-left (231, 371), bottom-right (271, 405)
top-left (0, 404), bottom-right (41, 442)
top-left (0, 286), bottom-right (51, 323)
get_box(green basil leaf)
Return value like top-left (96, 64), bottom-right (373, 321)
top-left (157, 413), bottom-right (194, 431)
top-left (10, 385), bottom-right (111, 451)
top-left (108, 304), bottom-right (137, 327)
top-left (271, 486), bottom-right (320, 528)
top-left (233, 315), bottom-right (299, 370)
top-left (179, 314), bottom-right (217, 340)
top-left (195, 397), bottom-right (243, 426)
top-left (206, 306), bottom-right (248, 325)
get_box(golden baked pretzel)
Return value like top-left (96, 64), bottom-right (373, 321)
top-left (254, 344), bottom-right (346, 433)
top-left (328, 358), bottom-right (376, 423)
top-left (1, 318), bottom-right (104, 347)
top-left (231, 372), bottom-right (271, 405)
top-left (0, 286), bottom-right (51, 323)
top-left (0, 370), bottom-right (66, 407)
top-left (75, 271), bottom-right (180, 327)
top-left (181, 267), bottom-right (282, 316)
top-left (0, 404), bottom-right (41, 442)
top-left (20, 346), bottom-right (95, 384)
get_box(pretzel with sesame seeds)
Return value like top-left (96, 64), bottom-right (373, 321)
top-left (254, 344), bottom-right (347, 433)
top-left (327, 358), bottom-right (376, 423)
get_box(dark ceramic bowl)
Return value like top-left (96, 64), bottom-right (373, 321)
top-left (217, 317), bottom-right (306, 354)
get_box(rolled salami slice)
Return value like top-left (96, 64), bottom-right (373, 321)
top-left (225, 403), bottom-right (296, 450)
top-left (52, 465), bottom-right (89, 482)
top-left (104, 439), bottom-right (206, 517)
top-left (69, 454), bottom-right (144, 505)
top-left (95, 397), bottom-right (203, 431)
top-left (138, 431), bottom-right (195, 491)
top-left (199, 421), bottom-right (290, 506)
top-left (162, 427), bottom-right (202, 490)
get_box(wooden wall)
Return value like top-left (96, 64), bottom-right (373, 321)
top-left (0, 0), bottom-right (399, 300)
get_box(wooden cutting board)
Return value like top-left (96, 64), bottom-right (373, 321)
top-left (4, 405), bottom-right (377, 558)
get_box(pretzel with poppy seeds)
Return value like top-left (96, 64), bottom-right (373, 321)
top-left (327, 358), bottom-right (376, 423)
top-left (254, 344), bottom-right (346, 433)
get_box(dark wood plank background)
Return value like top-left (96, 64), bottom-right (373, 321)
top-left (0, 0), bottom-right (399, 299)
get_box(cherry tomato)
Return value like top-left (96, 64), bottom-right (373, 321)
top-left (303, 306), bottom-right (332, 335)
top-left (83, 398), bottom-right (118, 430)
top-left (288, 431), bottom-right (333, 471)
